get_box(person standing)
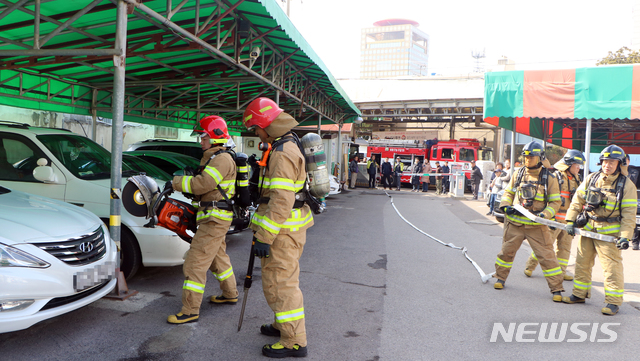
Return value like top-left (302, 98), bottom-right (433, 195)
top-left (487, 167), bottom-right (506, 216)
top-left (470, 160), bottom-right (483, 200)
top-left (367, 155), bottom-right (379, 189)
top-left (243, 97), bottom-right (313, 357)
top-left (493, 141), bottom-right (564, 302)
top-left (394, 157), bottom-right (404, 191)
top-left (434, 162), bottom-right (443, 195)
top-left (524, 150), bottom-right (584, 280)
top-left (441, 161), bottom-right (451, 194)
top-left (349, 155), bottom-right (359, 189)
top-left (380, 158), bottom-right (393, 190)
top-left (167, 115), bottom-right (238, 324)
top-left (411, 158), bottom-right (423, 192)
top-left (562, 145), bottom-right (637, 316)
top-left (421, 159), bottom-right (432, 192)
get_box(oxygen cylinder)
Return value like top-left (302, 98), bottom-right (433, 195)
top-left (235, 152), bottom-right (252, 207)
top-left (300, 133), bottom-right (330, 198)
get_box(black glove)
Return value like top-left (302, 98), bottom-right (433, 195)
top-left (537, 213), bottom-right (545, 219)
top-left (616, 238), bottom-right (629, 250)
top-left (566, 222), bottom-right (575, 236)
top-left (502, 206), bottom-right (516, 215)
top-left (253, 240), bottom-right (270, 258)
top-left (164, 180), bottom-right (174, 195)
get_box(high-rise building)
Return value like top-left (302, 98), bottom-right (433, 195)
top-left (360, 19), bottom-right (429, 79)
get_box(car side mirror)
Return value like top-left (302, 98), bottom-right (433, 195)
top-left (33, 158), bottom-right (58, 183)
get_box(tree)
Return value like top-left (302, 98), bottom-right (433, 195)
top-left (597, 46), bottom-right (640, 65)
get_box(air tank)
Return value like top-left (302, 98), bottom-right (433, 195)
top-left (300, 133), bottom-right (330, 198)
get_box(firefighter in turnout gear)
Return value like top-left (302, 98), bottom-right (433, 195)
top-left (243, 97), bottom-right (313, 358)
top-left (494, 141), bottom-right (564, 301)
top-left (562, 145), bottom-right (637, 315)
top-left (167, 115), bottom-right (238, 324)
top-left (524, 149), bottom-right (584, 281)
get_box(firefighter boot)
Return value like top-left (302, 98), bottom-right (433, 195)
top-left (494, 279), bottom-right (505, 290)
top-left (563, 273), bottom-right (574, 281)
top-left (262, 342), bottom-right (307, 358)
top-left (552, 291), bottom-right (562, 302)
top-left (602, 304), bottom-right (620, 315)
top-left (261, 324), bottom-right (281, 337)
top-left (561, 295), bottom-right (585, 304)
top-left (167, 312), bottom-right (199, 324)
top-left (524, 269), bottom-right (533, 277)
top-left (210, 295), bottom-right (238, 305)
top-left (632, 240), bottom-right (640, 250)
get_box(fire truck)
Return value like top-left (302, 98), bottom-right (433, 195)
top-left (366, 138), bottom-right (494, 187)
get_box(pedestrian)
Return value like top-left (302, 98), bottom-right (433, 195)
top-left (434, 161), bottom-right (443, 195)
top-left (486, 162), bottom-right (504, 209)
top-left (493, 141), bottom-right (564, 302)
top-left (349, 155), bottom-right (359, 189)
top-left (421, 159), bottom-right (432, 192)
top-left (411, 158), bottom-right (423, 192)
top-left (243, 97), bottom-right (313, 357)
top-left (524, 150), bottom-right (584, 280)
top-left (367, 155), bottom-right (379, 189)
top-left (167, 115), bottom-right (239, 325)
top-left (470, 160), bottom-right (483, 200)
top-left (487, 166), bottom-right (506, 215)
top-left (381, 157), bottom-right (393, 190)
top-left (562, 145), bottom-right (637, 316)
top-left (441, 161), bottom-right (450, 194)
top-left (394, 157), bottom-right (404, 191)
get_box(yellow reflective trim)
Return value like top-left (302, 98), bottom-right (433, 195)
top-left (259, 105), bottom-right (273, 113)
top-left (182, 176), bottom-right (193, 193)
top-left (543, 267), bottom-right (562, 277)
top-left (244, 114), bottom-right (252, 122)
top-left (214, 267), bottom-right (234, 281)
top-left (275, 307), bottom-right (304, 323)
top-left (604, 288), bottom-right (624, 297)
top-left (531, 251), bottom-right (538, 261)
top-left (204, 166), bottom-right (223, 184)
top-left (109, 215), bottom-right (121, 226)
top-left (183, 280), bottom-right (205, 293)
top-left (573, 279), bottom-right (591, 290)
top-left (496, 257), bottom-right (512, 268)
top-left (251, 213), bottom-right (282, 233)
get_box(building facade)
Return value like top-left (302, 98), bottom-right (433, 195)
top-left (360, 19), bottom-right (429, 78)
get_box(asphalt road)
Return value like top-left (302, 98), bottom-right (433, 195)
top-left (2, 187), bottom-right (640, 360)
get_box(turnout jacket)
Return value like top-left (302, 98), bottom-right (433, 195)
top-left (172, 146), bottom-right (236, 225)
top-left (565, 171), bottom-right (637, 239)
top-left (250, 135), bottom-right (314, 244)
top-left (553, 164), bottom-right (581, 223)
top-left (499, 166), bottom-right (561, 227)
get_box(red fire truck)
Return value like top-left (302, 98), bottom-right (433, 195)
top-left (366, 138), bottom-right (493, 186)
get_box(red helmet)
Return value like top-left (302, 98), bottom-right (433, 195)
top-left (243, 97), bottom-right (283, 130)
top-left (192, 115), bottom-right (230, 144)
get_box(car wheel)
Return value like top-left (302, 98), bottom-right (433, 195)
top-left (120, 227), bottom-right (142, 280)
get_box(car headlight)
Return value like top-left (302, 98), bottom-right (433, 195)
top-left (0, 243), bottom-right (50, 268)
top-left (0, 300), bottom-right (35, 312)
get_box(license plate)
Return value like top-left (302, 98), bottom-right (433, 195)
top-left (73, 261), bottom-right (116, 292)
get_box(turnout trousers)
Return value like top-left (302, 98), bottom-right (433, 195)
top-left (525, 228), bottom-right (574, 275)
top-left (181, 221), bottom-right (238, 315)
top-left (495, 221), bottom-right (564, 293)
top-left (262, 232), bottom-right (307, 348)
top-left (571, 236), bottom-right (624, 305)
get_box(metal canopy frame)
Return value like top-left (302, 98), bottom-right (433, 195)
top-left (0, 0), bottom-right (360, 132)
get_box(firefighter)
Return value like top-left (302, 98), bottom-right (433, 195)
top-left (494, 141), bottom-right (564, 301)
top-left (524, 149), bottom-right (585, 281)
top-left (167, 115), bottom-right (239, 324)
top-left (394, 157), bottom-right (404, 191)
top-left (243, 97), bottom-right (313, 358)
top-left (562, 145), bottom-right (637, 315)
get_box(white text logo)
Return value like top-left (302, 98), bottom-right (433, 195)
top-left (490, 323), bottom-right (620, 342)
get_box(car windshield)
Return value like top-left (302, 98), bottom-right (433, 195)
top-left (37, 134), bottom-right (169, 181)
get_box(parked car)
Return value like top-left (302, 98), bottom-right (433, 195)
top-left (328, 175), bottom-right (341, 196)
top-left (123, 150), bottom-right (200, 176)
top-left (0, 186), bottom-right (117, 333)
top-left (0, 122), bottom-right (190, 279)
top-left (127, 139), bottom-right (203, 159)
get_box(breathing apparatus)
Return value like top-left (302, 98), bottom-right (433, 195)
top-left (519, 183), bottom-right (537, 208)
top-left (584, 186), bottom-right (605, 212)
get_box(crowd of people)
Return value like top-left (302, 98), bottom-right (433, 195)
top-left (349, 156), bottom-right (451, 194)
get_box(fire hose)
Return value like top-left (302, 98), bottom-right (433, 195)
top-left (385, 190), bottom-right (495, 283)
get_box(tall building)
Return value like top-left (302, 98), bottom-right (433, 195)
top-left (360, 19), bottom-right (429, 79)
